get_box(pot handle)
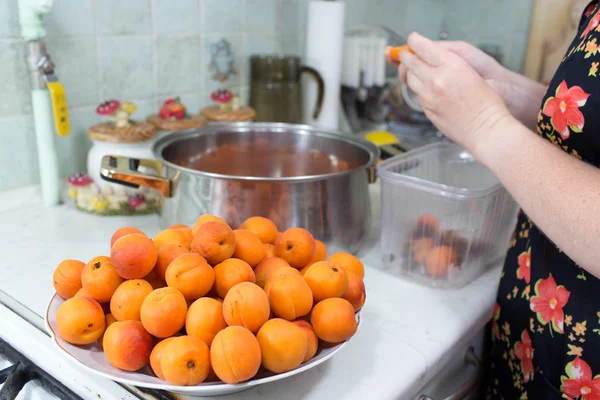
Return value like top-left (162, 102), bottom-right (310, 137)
top-left (100, 155), bottom-right (173, 198)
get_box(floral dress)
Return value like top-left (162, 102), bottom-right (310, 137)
top-left (486, 2), bottom-right (600, 399)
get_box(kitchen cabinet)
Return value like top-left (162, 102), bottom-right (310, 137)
top-left (411, 329), bottom-right (485, 400)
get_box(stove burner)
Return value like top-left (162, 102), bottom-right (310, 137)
top-left (0, 337), bottom-right (80, 400)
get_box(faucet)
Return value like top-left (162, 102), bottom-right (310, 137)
top-left (18, 0), bottom-right (70, 207)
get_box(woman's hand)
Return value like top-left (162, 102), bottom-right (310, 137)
top-left (397, 32), bottom-right (511, 153)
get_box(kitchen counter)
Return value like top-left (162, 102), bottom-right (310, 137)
top-left (0, 184), bottom-right (501, 400)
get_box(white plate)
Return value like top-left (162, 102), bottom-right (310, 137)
top-left (45, 293), bottom-right (360, 396)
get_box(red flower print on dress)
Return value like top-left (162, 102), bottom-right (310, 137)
top-left (491, 303), bottom-right (501, 340)
top-left (530, 275), bottom-right (571, 334)
top-left (517, 248), bottom-right (531, 284)
top-left (561, 356), bottom-right (600, 399)
top-left (581, 10), bottom-right (600, 38)
top-left (542, 81), bottom-right (590, 140)
top-left (514, 329), bottom-right (534, 383)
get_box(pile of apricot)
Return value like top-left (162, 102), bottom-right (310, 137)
top-left (408, 214), bottom-right (468, 276)
top-left (52, 216), bottom-right (366, 386)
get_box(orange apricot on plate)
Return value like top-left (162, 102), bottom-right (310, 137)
top-left (311, 298), bottom-right (357, 344)
top-left (111, 233), bottom-right (158, 279)
top-left (165, 253), bottom-right (215, 300)
top-left (210, 326), bottom-right (262, 384)
top-left (74, 288), bottom-right (91, 298)
top-left (254, 257), bottom-right (290, 288)
top-left (150, 337), bottom-right (177, 380)
top-left (328, 252), bottom-right (365, 279)
top-left (293, 320), bottom-right (319, 362)
top-left (56, 296), bottom-right (106, 345)
top-left (257, 318), bottom-right (307, 374)
top-left (275, 228), bottom-right (316, 269)
top-left (186, 297), bottom-right (227, 347)
top-left (213, 258), bottom-right (256, 298)
top-left (110, 279), bottom-right (153, 321)
top-left (103, 320), bottom-right (153, 371)
top-left (304, 240), bottom-right (327, 268)
top-left (169, 224), bottom-right (193, 248)
top-left (140, 287), bottom-right (188, 338)
top-left (53, 259), bottom-right (85, 299)
top-left (240, 216), bottom-right (278, 244)
top-left (222, 282), bottom-right (270, 333)
top-left (111, 227), bottom-right (144, 248)
top-left (274, 232), bottom-right (283, 246)
top-left (154, 244), bottom-right (189, 281)
top-left (263, 266), bottom-right (301, 294)
top-left (191, 221), bottom-right (236, 265)
top-left (192, 214), bottom-right (227, 236)
top-left (424, 246), bottom-right (457, 276)
top-left (263, 243), bottom-right (277, 258)
top-left (81, 256), bottom-right (124, 303)
top-left (160, 336), bottom-right (211, 386)
top-left (266, 273), bottom-right (313, 321)
top-left (153, 229), bottom-right (190, 251)
top-left (342, 272), bottom-right (366, 312)
top-left (303, 261), bottom-right (349, 302)
top-left (232, 229), bottom-right (265, 268)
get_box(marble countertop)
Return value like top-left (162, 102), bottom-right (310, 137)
top-left (0, 184), bottom-right (501, 400)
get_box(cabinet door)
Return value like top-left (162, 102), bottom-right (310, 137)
top-left (411, 329), bottom-right (485, 400)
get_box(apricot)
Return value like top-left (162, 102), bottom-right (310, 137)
top-left (103, 320), bottom-right (153, 371)
top-left (276, 228), bottom-right (316, 268)
top-left (81, 256), bottom-right (124, 303)
top-left (56, 296), bottom-right (105, 345)
top-left (342, 272), bottom-right (366, 312)
top-left (191, 221), bottom-right (236, 265)
top-left (328, 252), bottom-right (365, 279)
top-left (111, 234), bottom-right (158, 279)
top-left (154, 244), bottom-right (189, 281)
top-left (74, 288), bottom-right (91, 298)
top-left (169, 224), bottom-right (193, 248)
top-left (213, 258), bottom-right (256, 298)
top-left (293, 320), bottom-right (319, 362)
top-left (186, 297), bottom-right (227, 347)
top-left (266, 273), bottom-right (313, 320)
top-left (257, 318), bottom-right (307, 373)
top-left (303, 261), bottom-right (348, 302)
top-left (263, 266), bottom-right (301, 294)
top-left (210, 326), bottom-right (262, 384)
top-left (53, 259), bottom-right (85, 299)
top-left (150, 337), bottom-right (177, 380)
top-left (192, 214), bottom-right (226, 236)
top-left (305, 240), bottom-right (327, 268)
top-left (425, 246), bottom-right (457, 276)
top-left (411, 237), bottom-right (433, 263)
top-left (416, 214), bottom-right (439, 236)
top-left (311, 298), bottom-right (357, 344)
top-left (240, 216), bottom-right (278, 243)
top-left (254, 257), bottom-right (290, 288)
top-left (143, 271), bottom-right (167, 289)
top-left (140, 287), bottom-right (187, 338)
top-left (110, 279), bottom-right (153, 321)
top-left (99, 313), bottom-right (117, 349)
top-left (232, 229), bottom-right (265, 268)
top-left (160, 336), bottom-right (210, 385)
top-left (263, 243), bottom-right (277, 258)
top-left (165, 253), bottom-right (215, 300)
top-left (111, 227), bottom-right (144, 248)
top-left (222, 282), bottom-right (270, 333)
top-left (153, 229), bottom-right (190, 251)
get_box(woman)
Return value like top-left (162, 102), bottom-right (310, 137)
top-left (389, 1), bottom-right (600, 398)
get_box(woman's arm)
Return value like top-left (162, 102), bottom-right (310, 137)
top-left (479, 117), bottom-right (600, 279)
top-left (398, 33), bottom-right (600, 278)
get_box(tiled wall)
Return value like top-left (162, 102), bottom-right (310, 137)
top-left (0, 0), bottom-right (532, 192)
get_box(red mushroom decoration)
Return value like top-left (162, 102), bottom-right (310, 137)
top-left (159, 97), bottom-right (188, 120)
top-left (128, 193), bottom-right (145, 209)
top-left (96, 100), bottom-right (120, 116)
top-left (67, 173), bottom-right (94, 187)
top-left (210, 89), bottom-right (239, 111)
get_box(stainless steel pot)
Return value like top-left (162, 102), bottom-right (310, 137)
top-left (100, 123), bottom-right (379, 254)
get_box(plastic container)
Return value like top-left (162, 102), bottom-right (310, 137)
top-left (376, 142), bottom-right (518, 288)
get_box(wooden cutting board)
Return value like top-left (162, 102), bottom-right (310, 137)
top-left (524, 0), bottom-right (590, 83)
